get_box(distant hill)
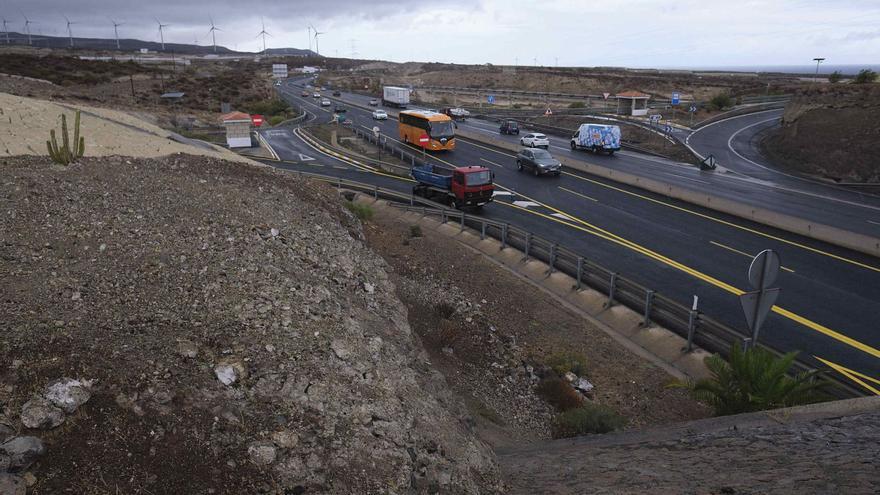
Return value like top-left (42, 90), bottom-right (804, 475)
top-left (1, 31), bottom-right (317, 57)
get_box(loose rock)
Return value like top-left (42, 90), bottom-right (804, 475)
top-left (20, 397), bottom-right (64, 430)
top-left (247, 441), bottom-right (277, 466)
top-left (214, 359), bottom-right (246, 386)
top-left (176, 340), bottom-right (199, 359)
top-left (44, 378), bottom-right (93, 414)
top-left (1, 436), bottom-right (45, 471)
top-left (270, 430), bottom-right (299, 449)
top-left (0, 473), bottom-right (26, 495)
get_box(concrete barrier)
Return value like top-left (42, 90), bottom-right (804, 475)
top-left (455, 128), bottom-right (880, 258)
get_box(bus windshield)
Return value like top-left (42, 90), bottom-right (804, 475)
top-left (466, 170), bottom-right (492, 186)
top-left (430, 121), bottom-right (455, 139)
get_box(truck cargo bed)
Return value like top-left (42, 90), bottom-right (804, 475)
top-left (411, 164), bottom-right (452, 190)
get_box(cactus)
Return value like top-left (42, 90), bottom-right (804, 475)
top-left (46, 110), bottom-right (85, 165)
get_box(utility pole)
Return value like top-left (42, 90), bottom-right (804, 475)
top-left (812, 57), bottom-right (825, 85)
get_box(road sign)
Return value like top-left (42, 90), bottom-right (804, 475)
top-left (671, 92), bottom-right (680, 105)
top-left (700, 154), bottom-right (718, 170)
top-left (419, 134), bottom-right (430, 145)
top-left (602, 92), bottom-right (610, 100)
top-left (487, 94), bottom-right (495, 104)
top-left (251, 114), bottom-right (264, 127)
top-left (689, 105), bottom-right (697, 113)
top-left (649, 114), bottom-right (662, 123)
top-left (740, 249), bottom-right (782, 346)
top-left (664, 124), bottom-right (672, 134)
top-left (372, 126), bottom-right (380, 138)
top-left (748, 249), bottom-right (780, 290)
top-left (544, 108), bottom-right (553, 116)
top-left (739, 288), bottom-right (780, 338)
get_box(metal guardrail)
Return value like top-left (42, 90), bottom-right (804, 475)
top-left (284, 171), bottom-right (865, 399)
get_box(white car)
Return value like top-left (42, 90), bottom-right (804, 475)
top-left (321, 99), bottom-right (331, 107)
top-left (372, 109), bottom-right (388, 120)
top-left (521, 133), bottom-right (550, 149)
top-left (313, 92), bottom-right (320, 98)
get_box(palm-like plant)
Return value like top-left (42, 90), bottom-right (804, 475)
top-left (674, 345), bottom-right (827, 416)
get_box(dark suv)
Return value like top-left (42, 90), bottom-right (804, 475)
top-left (499, 120), bottom-right (519, 135)
top-left (332, 90), bottom-right (342, 96)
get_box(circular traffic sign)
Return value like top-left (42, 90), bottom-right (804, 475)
top-left (372, 126), bottom-right (380, 137)
top-left (748, 249), bottom-right (780, 290)
top-left (419, 134), bottom-right (430, 144)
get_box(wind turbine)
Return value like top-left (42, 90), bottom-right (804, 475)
top-left (256, 18), bottom-right (271, 53)
top-left (307, 25), bottom-right (312, 53)
top-left (1, 18), bottom-right (10, 45)
top-left (110, 19), bottom-right (123, 50)
top-left (22, 13), bottom-right (34, 46)
top-left (208, 17), bottom-right (221, 53)
top-left (155, 18), bottom-right (169, 51)
top-left (63, 15), bottom-right (76, 48)
top-left (311, 24), bottom-right (325, 56)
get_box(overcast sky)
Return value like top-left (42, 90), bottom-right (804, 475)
top-left (2, 0), bottom-right (879, 67)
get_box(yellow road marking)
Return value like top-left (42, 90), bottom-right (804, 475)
top-left (814, 356), bottom-right (880, 395)
top-left (495, 198), bottom-right (880, 361)
top-left (559, 186), bottom-right (598, 202)
top-left (563, 171), bottom-right (880, 274)
top-left (710, 241), bottom-right (795, 273)
top-left (480, 158), bottom-right (506, 169)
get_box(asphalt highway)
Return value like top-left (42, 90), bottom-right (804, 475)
top-left (260, 78), bottom-right (880, 394)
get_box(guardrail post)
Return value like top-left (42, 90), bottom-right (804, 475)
top-left (523, 233), bottom-right (532, 261)
top-left (548, 243), bottom-right (557, 274)
top-left (460, 212), bottom-right (465, 232)
top-left (642, 290), bottom-right (655, 326)
top-left (373, 185), bottom-right (378, 199)
top-left (337, 178), bottom-right (341, 189)
top-left (576, 257), bottom-right (583, 290)
top-left (685, 296), bottom-right (699, 352)
top-left (741, 337), bottom-right (752, 351)
top-left (501, 224), bottom-right (508, 249)
top-left (441, 209), bottom-right (447, 223)
top-left (410, 193), bottom-right (414, 206)
top-left (606, 273), bottom-right (617, 307)
top-left (411, 156), bottom-right (415, 167)
top-left (480, 221), bottom-right (486, 240)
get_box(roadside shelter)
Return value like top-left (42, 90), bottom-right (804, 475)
top-left (616, 90), bottom-right (650, 116)
top-left (221, 111), bottom-right (253, 148)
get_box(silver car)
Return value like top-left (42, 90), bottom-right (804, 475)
top-left (520, 133), bottom-right (550, 149)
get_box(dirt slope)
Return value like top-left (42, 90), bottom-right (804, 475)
top-left (762, 85), bottom-right (880, 182)
top-left (1, 155), bottom-right (503, 493)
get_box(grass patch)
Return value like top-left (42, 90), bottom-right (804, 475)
top-left (344, 202), bottom-right (374, 221)
top-left (553, 403), bottom-right (627, 438)
top-left (535, 376), bottom-right (583, 412)
top-left (568, 101), bottom-right (586, 109)
top-left (409, 225), bottom-right (423, 238)
top-left (545, 351), bottom-right (588, 376)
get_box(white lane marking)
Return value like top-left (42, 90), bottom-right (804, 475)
top-left (513, 200), bottom-right (540, 208)
top-left (492, 191), bottom-right (513, 197)
top-left (687, 108), bottom-right (784, 143)
top-left (266, 130), bottom-right (289, 136)
top-left (298, 153), bottom-right (315, 162)
top-left (551, 213), bottom-right (571, 219)
top-left (480, 158), bottom-right (505, 168)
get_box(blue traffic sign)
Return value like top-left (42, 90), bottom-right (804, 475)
top-left (671, 92), bottom-right (680, 105)
top-left (487, 95), bottom-right (495, 104)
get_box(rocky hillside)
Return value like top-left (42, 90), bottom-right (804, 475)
top-left (763, 85), bottom-right (880, 182)
top-left (0, 155), bottom-right (503, 493)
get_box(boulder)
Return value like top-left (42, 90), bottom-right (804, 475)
top-left (44, 378), bottom-right (93, 414)
top-left (247, 441), bottom-right (277, 465)
top-left (1, 436), bottom-right (45, 471)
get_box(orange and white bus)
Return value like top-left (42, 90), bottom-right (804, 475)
top-left (398, 110), bottom-right (456, 151)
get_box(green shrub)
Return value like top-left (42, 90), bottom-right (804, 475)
top-left (268, 115), bottom-right (285, 126)
top-left (344, 201), bottom-right (374, 221)
top-left (545, 351), bottom-right (588, 376)
top-left (709, 92), bottom-right (733, 111)
top-left (853, 69), bottom-right (878, 84)
top-left (553, 403), bottom-right (626, 438)
top-left (47, 111), bottom-right (85, 165)
top-left (535, 376), bottom-right (583, 412)
top-left (671, 344), bottom-right (827, 416)
top-left (409, 225), bottom-right (423, 238)
top-left (828, 71), bottom-right (842, 83)
top-left (568, 101), bottom-right (586, 109)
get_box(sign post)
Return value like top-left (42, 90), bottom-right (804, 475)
top-left (251, 114), bottom-right (264, 127)
top-left (689, 104), bottom-right (697, 126)
top-left (373, 126), bottom-right (381, 159)
top-left (739, 249), bottom-right (781, 347)
top-left (602, 92), bottom-right (610, 113)
top-left (419, 133), bottom-right (429, 160)
top-left (671, 92), bottom-right (680, 123)
top-left (487, 94), bottom-right (495, 105)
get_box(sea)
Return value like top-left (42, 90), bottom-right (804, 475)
top-left (657, 64), bottom-right (880, 75)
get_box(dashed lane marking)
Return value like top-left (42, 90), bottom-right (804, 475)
top-left (480, 158), bottom-right (506, 168)
top-left (709, 240), bottom-right (795, 273)
top-left (558, 186), bottom-right (598, 202)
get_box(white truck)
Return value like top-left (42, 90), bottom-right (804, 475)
top-left (382, 86), bottom-right (410, 108)
top-left (570, 123), bottom-right (621, 155)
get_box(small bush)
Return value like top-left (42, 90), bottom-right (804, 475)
top-left (409, 225), bottom-right (423, 238)
top-left (828, 71), bottom-right (842, 83)
top-left (553, 403), bottom-right (626, 438)
top-left (853, 69), bottom-right (878, 84)
top-left (268, 115), bottom-right (285, 126)
top-left (545, 351), bottom-right (588, 376)
top-left (344, 202), bottom-right (374, 221)
top-left (568, 101), bottom-right (586, 109)
top-left (709, 92), bottom-right (733, 111)
top-left (535, 376), bottom-right (584, 412)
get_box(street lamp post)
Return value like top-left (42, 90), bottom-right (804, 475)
top-left (812, 57), bottom-right (825, 84)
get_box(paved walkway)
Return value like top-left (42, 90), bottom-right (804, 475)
top-left (498, 398), bottom-right (880, 494)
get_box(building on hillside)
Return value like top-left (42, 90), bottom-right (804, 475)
top-left (221, 111), bottom-right (253, 148)
top-left (616, 90), bottom-right (650, 116)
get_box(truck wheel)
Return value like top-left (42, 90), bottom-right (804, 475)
top-left (570, 141), bottom-right (576, 150)
top-left (516, 161), bottom-right (523, 171)
top-left (608, 150), bottom-right (615, 156)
